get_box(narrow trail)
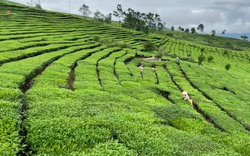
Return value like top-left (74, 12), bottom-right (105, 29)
top-left (67, 63), bottom-right (77, 91)
top-left (152, 63), bottom-right (159, 84)
top-left (163, 63), bottom-right (225, 132)
top-left (156, 88), bottom-right (175, 104)
top-left (66, 46), bottom-right (106, 91)
top-left (96, 49), bottom-right (122, 86)
top-left (113, 51), bottom-right (128, 85)
top-left (177, 63), bottom-right (250, 132)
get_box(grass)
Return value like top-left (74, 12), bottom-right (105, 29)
top-left (1, 0), bottom-right (250, 155)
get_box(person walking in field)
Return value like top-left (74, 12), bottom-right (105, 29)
top-left (182, 90), bottom-right (193, 105)
top-left (139, 64), bottom-right (144, 71)
top-left (176, 56), bottom-right (180, 63)
top-left (182, 91), bottom-right (190, 100)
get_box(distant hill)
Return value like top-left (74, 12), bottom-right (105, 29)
top-left (217, 33), bottom-right (250, 40)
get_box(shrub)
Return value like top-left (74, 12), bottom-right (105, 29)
top-left (92, 35), bottom-right (101, 42)
top-left (225, 63), bottom-right (231, 71)
top-left (144, 41), bottom-right (155, 52)
top-left (35, 4), bottom-right (42, 9)
top-left (166, 33), bottom-right (173, 37)
top-left (118, 42), bottom-right (131, 48)
top-left (223, 50), bottom-right (229, 56)
top-left (155, 48), bottom-right (166, 59)
top-left (207, 56), bottom-right (214, 62)
top-left (198, 54), bottom-right (206, 65)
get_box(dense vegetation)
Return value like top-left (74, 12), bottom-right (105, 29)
top-left (0, 0), bottom-right (250, 155)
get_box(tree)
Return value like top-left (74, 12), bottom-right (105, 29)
top-left (94, 10), bottom-right (105, 23)
top-left (113, 4), bottom-right (124, 27)
top-left (197, 24), bottom-right (204, 32)
top-left (225, 63), bottom-right (231, 71)
top-left (185, 28), bottom-right (189, 33)
top-left (171, 26), bottom-right (174, 31)
top-left (94, 11), bottom-right (112, 24)
top-left (35, 4), bottom-right (42, 9)
top-left (191, 27), bottom-right (196, 34)
top-left (178, 26), bottom-right (182, 31)
top-left (211, 30), bottom-right (216, 36)
top-left (158, 22), bottom-right (164, 34)
top-left (222, 30), bottom-right (226, 34)
top-left (181, 28), bottom-right (184, 31)
top-left (241, 35), bottom-right (248, 41)
top-left (105, 13), bottom-right (112, 24)
top-left (79, 4), bottom-right (91, 18)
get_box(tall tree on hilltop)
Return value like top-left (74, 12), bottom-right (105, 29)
top-left (222, 30), bottom-right (226, 34)
top-left (79, 4), bottom-right (91, 18)
top-left (181, 28), bottom-right (184, 31)
top-left (93, 10), bottom-right (105, 23)
top-left (94, 10), bottom-right (112, 24)
top-left (178, 26), bottom-right (182, 31)
top-left (185, 28), bottom-right (190, 33)
top-left (115, 5), bottom-right (164, 35)
top-left (197, 24), bottom-right (204, 32)
top-left (113, 4), bottom-right (124, 27)
top-left (35, 4), bottom-right (42, 9)
top-left (158, 22), bottom-right (165, 34)
top-left (171, 26), bottom-right (174, 31)
top-left (211, 30), bottom-right (216, 36)
top-left (105, 13), bottom-right (112, 24)
top-left (191, 27), bottom-right (196, 34)
top-left (241, 35), bottom-right (248, 41)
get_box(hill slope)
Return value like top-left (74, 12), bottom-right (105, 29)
top-left (162, 29), bottom-right (250, 51)
top-left (1, 1), bottom-right (250, 155)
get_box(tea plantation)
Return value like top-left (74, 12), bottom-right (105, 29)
top-left (0, 0), bottom-right (250, 155)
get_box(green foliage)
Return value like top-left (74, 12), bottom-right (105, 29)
top-left (197, 24), bottom-right (204, 32)
top-left (207, 56), bottom-right (214, 62)
top-left (198, 53), bottom-right (206, 65)
top-left (35, 4), bottom-right (42, 9)
top-left (114, 4), bottom-right (164, 34)
top-left (211, 30), bottom-right (216, 36)
top-left (225, 42), bottom-right (233, 47)
top-left (1, 1), bottom-right (250, 155)
top-left (94, 10), bottom-right (112, 24)
top-left (171, 26), bottom-right (174, 31)
top-left (241, 35), bottom-right (248, 41)
top-left (101, 38), bottom-right (131, 48)
top-left (191, 27), bottom-right (196, 34)
top-left (155, 48), bottom-right (167, 59)
top-left (185, 28), bottom-right (189, 33)
top-left (143, 41), bottom-right (155, 52)
top-left (92, 35), bottom-right (101, 42)
top-left (79, 4), bottom-right (92, 17)
top-left (166, 33), bottom-right (173, 37)
top-left (225, 63), bottom-right (231, 71)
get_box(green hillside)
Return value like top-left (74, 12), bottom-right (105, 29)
top-left (1, 1), bottom-right (250, 155)
top-left (161, 29), bottom-right (250, 51)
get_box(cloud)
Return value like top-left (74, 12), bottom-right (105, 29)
top-left (9, 0), bottom-right (250, 33)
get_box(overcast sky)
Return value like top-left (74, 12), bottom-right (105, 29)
top-left (10, 0), bottom-right (250, 33)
